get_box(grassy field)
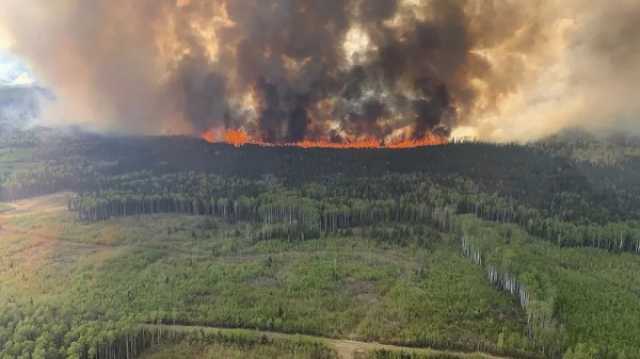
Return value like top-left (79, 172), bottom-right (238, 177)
top-left (0, 194), bottom-right (531, 357)
top-left (4, 194), bottom-right (640, 357)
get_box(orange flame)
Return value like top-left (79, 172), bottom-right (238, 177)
top-left (201, 129), bottom-right (216, 143)
top-left (295, 138), bottom-right (381, 149)
top-left (201, 129), bottom-right (446, 149)
top-left (386, 134), bottom-right (448, 148)
top-left (223, 129), bottom-right (249, 147)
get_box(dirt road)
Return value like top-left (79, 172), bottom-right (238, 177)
top-left (141, 324), bottom-right (510, 359)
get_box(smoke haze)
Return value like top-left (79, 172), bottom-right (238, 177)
top-left (0, 0), bottom-right (638, 142)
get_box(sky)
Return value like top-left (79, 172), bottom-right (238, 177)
top-left (0, 28), bottom-right (35, 86)
top-left (0, 51), bottom-right (35, 86)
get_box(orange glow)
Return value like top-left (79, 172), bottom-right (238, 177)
top-left (386, 134), bottom-right (448, 148)
top-left (223, 129), bottom-right (249, 147)
top-left (201, 129), bottom-right (446, 149)
top-left (201, 129), bottom-right (216, 143)
top-left (295, 138), bottom-right (381, 149)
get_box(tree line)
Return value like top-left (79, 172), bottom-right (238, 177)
top-left (66, 173), bottom-right (640, 254)
top-left (0, 298), bottom-right (336, 359)
top-left (461, 235), bottom-right (566, 358)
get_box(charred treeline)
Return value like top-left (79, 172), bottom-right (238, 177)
top-left (461, 236), bottom-right (566, 358)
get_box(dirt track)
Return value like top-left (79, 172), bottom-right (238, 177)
top-left (141, 324), bottom-right (510, 359)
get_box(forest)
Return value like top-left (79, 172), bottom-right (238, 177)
top-left (1, 125), bottom-right (640, 358)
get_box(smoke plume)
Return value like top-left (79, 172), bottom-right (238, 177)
top-left (1, 0), bottom-right (639, 142)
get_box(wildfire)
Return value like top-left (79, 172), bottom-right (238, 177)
top-left (201, 129), bottom-right (446, 149)
top-left (386, 134), bottom-right (448, 148)
top-left (296, 138), bottom-right (380, 149)
top-left (223, 129), bottom-right (249, 147)
top-left (201, 129), bottom-right (216, 143)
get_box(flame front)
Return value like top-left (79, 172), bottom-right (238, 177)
top-left (201, 129), bottom-right (216, 143)
top-left (201, 129), bottom-right (446, 149)
top-left (223, 129), bottom-right (249, 147)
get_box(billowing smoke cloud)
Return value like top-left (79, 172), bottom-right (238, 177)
top-left (0, 0), bottom-right (638, 142)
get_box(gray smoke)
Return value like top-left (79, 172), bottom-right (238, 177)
top-left (1, 0), bottom-right (638, 142)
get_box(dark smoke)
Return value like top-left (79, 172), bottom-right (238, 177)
top-left (3, 0), bottom-right (638, 141)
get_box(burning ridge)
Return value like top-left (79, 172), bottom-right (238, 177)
top-left (200, 128), bottom-right (447, 149)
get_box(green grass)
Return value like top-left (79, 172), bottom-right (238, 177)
top-left (68, 228), bottom-right (527, 352)
top-left (353, 243), bottom-right (527, 348)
